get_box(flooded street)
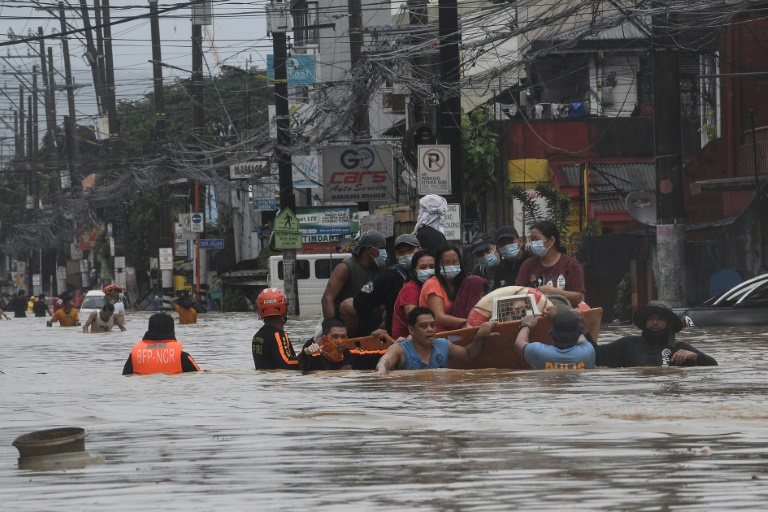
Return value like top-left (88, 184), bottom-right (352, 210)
top-left (3, 312), bottom-right (768, 510)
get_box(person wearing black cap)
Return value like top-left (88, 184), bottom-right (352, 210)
top-left (493, 226), bottom-right (533, 289)
top-left (596, 301), bottom-right (717, 367)
top-left (470, 233), bottom-right (499, 291)
top-left (321, 230), bottom-right (386, 333)
top-left (353, 233), bottom-right (423, 337)
top-left (514, 310), bottom-right (596, 370)
top-left (122, 312), bottom-right (201, 375)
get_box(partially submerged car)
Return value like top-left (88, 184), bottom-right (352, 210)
top-left (78, 290), bottom-right (106, 319)
top-left (675, 273), bottom-right (768, 327)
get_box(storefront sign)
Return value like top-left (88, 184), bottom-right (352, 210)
top-left (322, 145), bottom-right (394, 202)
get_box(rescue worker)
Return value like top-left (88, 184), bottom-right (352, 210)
top-left (82, 303), bottom-right (127, 333)
top-left (122, 312), bottom-right (201, 375)
top-left (48, 296), bottom-right (80, 327)
top-left (252, 288), bottom-right (299, 370)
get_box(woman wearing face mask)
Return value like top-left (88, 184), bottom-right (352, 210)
top-left (392, 250), bottom-right (435, 339)
top-left (515, 220), bottom-right (585, 307)
top-left (419, 246), bottom-right (487, 333)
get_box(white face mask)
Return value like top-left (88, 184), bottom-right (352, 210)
top-left (398, 253), bottom-right (414, 268)
top-left (416, 269), bottom-right (435, 283)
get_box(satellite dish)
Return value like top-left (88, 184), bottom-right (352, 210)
top-left (625, 191), bottom-right (657, 226)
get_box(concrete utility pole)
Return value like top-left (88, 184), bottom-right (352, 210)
top-left (79, 0), bottom-right (106, 116)
top-left (347, 0), bottom-right (369, 138)
top-left (438, 0), bottom-right (463, 204)
top-left (59, 2), bottom-right (79, 179)
top-left (191, 16), bottom-right (204, 299)
top-left (652, 7), bottom-right (686, 306)
top-left (267, 0), bottom-right (299, 316)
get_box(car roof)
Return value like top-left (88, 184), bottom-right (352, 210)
top-left (84, 291), bottom-right (105, 296)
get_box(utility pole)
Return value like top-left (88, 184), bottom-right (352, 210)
top-left (149, 0), bottom-right (172, 299)
top-left (267, 0), bottom-right (299, 316)
top-left (59, 2), bottom-right (79, 179)
top-left (37, 28), bottom-right (53, 151)
top-left (191, 11), bottom-right (204, 299)
top-left (347, 0), bottom-right (369, 138)
top-left (652, 6), bottom-right (686, 306)
top-left (79, 0), bottom-right (105, 116)
top-left (438, 0), bottom-right (463, 204)
top-left (18, 86), bottom-right (24, 159)
top-left (31, 66), bottom-right (38, 155)
top-left (101, 0), bottom-right (118, 140)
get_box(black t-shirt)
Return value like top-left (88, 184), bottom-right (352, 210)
top-left (596, 336), bottom-right (718, 367)
top-left (472, 250), bottom-right (534, 291)
top-left (8, 297), bottom-right (27, 317)
top-left (415, 225), bottom-right (447, 255)
top-left (252, 324), bottom-right (299, 370)
top-left (298, 339), bottom-right (353, 371)
top-left (353, 265), bottom-right (409, 336)
top-left (33, 301), bottom-right (49, 317)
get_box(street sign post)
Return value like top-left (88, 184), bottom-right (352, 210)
top-left (191, 213), bottom-right (204, 233)
top-left (199, 239), bottom-right (225, 250)
top-left (417, 145), bottom-right (452, 195)
top-left (274, 208), bottom-right (303, 249)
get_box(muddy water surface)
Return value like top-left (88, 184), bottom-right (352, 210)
top-left (2, 313), bottom-right (768, 510)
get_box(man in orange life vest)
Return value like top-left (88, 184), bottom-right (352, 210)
top-left (122, 312), bottom-right (201, 375)
top-left (252, 288), bottom-right (299, 370)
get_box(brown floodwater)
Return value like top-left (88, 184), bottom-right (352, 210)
top-left (2, 312), bottom-right (768, 510)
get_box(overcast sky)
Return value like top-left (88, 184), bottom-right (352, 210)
top-left (0, 0), bottom-right (272, 146)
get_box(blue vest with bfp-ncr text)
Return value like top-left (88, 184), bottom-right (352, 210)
top-left (400, 338), bottom-right (450, 370)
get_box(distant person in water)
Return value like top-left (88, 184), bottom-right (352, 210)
top-left (374, 307), bottom-right (498, 375)
top-left (7, 290), bottom-right (27, 318)
top-left (595, 300), bottom-right (717, 367)
top-left (82, 303), bottom-right (127, 333)
top-left (33, 295), bottom-right (52, 318)
top-left (48, 296), bottom-right (80, 327)
top-left (122, 312), bottom-right (201, 375)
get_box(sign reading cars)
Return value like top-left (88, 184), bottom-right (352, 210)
top-left (322, 145), bottom-right (394, 202)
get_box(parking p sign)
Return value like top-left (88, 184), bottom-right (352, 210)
top-left (417, 145), bottom-right (452, 195)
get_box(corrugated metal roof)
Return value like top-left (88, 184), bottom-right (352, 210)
top-left (562, 162), bottom-right (655, 212)
top-left (543, 18), bottom-right (650, 45)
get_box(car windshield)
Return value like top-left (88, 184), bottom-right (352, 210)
top-left (80, 296), bottom-right (106, 310)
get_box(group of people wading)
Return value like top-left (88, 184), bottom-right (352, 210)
top-left (4, 194), bottom-right (718, 376)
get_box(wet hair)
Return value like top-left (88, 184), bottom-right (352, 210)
top-left (322, 317), bottom-right (347, 335)
top-left (531, 220), bottom-right (567, 254)
top-left (407, 306), bottom-right (435, 326)
top-left (435, 245), bottom-right (467, 300)
top-left (409, 250), bottom-right (434, 277)
top-left (102, 303), bottom-right (115, 313)
top-left (147, 312), bottom-right (175, 338)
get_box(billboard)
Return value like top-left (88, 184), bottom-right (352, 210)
top-left (267, 54), bottom-right (316, 86)
top-left (297, 206), bottom-right (359, 243)
top-left (321, 145), bottom-right (395, 202)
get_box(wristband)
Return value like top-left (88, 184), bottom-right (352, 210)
top-left (519, 323), bottom-right (531, 331)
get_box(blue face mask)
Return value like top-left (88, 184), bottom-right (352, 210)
top-left (499, 243), bottom-right (520, 260)
top-left (441, 265), bottom-right (461, 280)
top-left (416, 269), bottom-right (435, 283)
top-left (530, 240), bottom-right (549, 257)
top-left (374, 249), bottom-right (388, 268)
top-left (398, 253), bottom-right (414, 268)
top-left (479, 253), bottom-right (498, 269)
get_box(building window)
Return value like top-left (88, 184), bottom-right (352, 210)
top-left (293, 2), bottom-right (318, 47)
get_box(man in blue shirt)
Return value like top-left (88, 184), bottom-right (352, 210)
top-left (515, 310), bottom-right (595, 370)
top-left (374, 307), bottom-right (498, 375)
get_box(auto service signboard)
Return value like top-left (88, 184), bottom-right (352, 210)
top-left (322, 145), bottom-right (394, 202)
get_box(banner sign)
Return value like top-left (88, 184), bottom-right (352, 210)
top-left (445, 204), bottom-right (461, 241)
top-left (254, 182), bottom-right (278, 211)
top-left (267, 54), bottom-right (317, 86)
top-left (293, 152), bottom-right (322, 188)
top-left (297, 206), bottom-right (359, 243)
top-left (321, 145), bottom-right (394, 202)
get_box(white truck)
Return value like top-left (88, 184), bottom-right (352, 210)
top-left (267, 253), bottom-right (347, 318)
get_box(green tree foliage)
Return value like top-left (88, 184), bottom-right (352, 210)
top-left (462, 107), bottom-right (500, 217)
top-left (116, 67), bottom-right (274, 154)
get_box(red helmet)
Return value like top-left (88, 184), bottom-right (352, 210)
top-left (257, 288), bottom-right (287, 318)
